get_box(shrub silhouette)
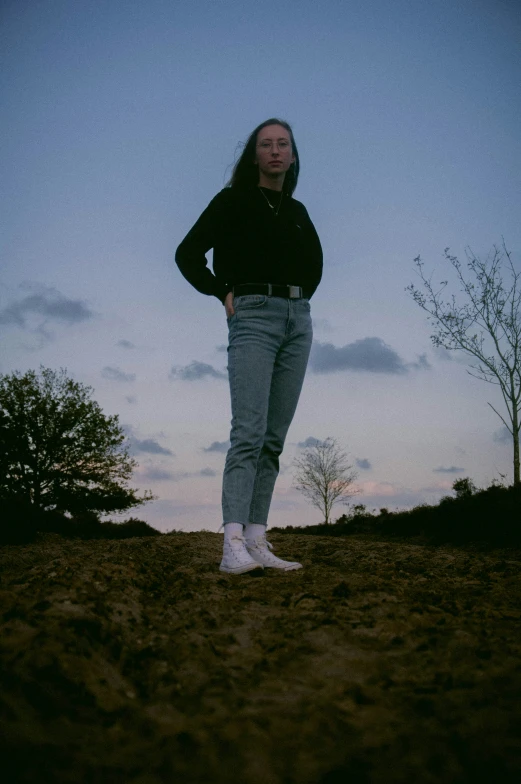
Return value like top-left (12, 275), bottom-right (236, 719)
top-left (90, 518), bottom-right (160, 540)
top-left (0, 497), bottom-right (41, 544)
top-left (452, 477), bottom-right (478, 499)
top-left (0, 498), bottom-right (160, 545)
top-left (274, 483), bottom-right (521, 545)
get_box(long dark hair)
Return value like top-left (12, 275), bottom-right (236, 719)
top-left (225, 117), bottom-right (300, 196)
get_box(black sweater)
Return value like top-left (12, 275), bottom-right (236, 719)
top-left (175, 185), bottom-right (323, 304)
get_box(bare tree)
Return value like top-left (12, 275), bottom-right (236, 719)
top-left (407, 241), bottom-right (521, 485)
top-left (292, 437), bottom-right (358, 524)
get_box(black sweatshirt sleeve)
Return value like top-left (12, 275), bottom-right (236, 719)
top-left (175, 190), bottom-right (231, 304)
top-left (300, 204), bottom-right (323, 300)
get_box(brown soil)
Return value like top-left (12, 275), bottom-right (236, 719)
top-left (1, 532), bottom-right (520, 783)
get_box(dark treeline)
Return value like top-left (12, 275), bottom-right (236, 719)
top-left (3, 480), bottom-right (520, 548)
top-left (272, 481), bottom-right (521, 547)
top-left (0, 498), bottom-right (160, 545)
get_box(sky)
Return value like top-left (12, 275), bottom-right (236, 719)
top-left (1, 0), bottom-right (520, 532)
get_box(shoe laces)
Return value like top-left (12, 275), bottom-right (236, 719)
top-left (247, 535), bottom-right (274, 551)
top-left (218, 524), bottom-right (248, 544)
top-left (226, 533), bottom-right (250, 550)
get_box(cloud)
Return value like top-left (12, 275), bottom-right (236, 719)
top-left (118, 339), bottom-right (135, 349)
top-left (169, 361), bottom-right (227, 381)
top-left (215, 344), bottom-right (227, 353)
top-left (434, 346), bottom-right (455, 361)
top-left (296, 437), bottom-right (326, 448)
top-left (354, 480), bottom-right (443, 512)
top-left (142, 467), bottom-right (175, 481)
top-left (312, 317), bottom-right (333, 333)
top-left (0, 283), bottom-right (93, 329)
top-left (203, 440), bottom-right (229, 453)
top-left (143, 498), bottom-right (223, 532)
top-left (422, 481), bottom-right (454, 494)
top-left (170, 471), bottom-right (192, 482)
top-left (433, 466), bottom-right (465, 474)
top-left (407, 353), bottom-right (431, 371)
top-left (125, 395), bottom-right (137, 404)
top-left (493, 426), bottom-right (511, 444)
top-left (101, 366), bottom-right (136, 383)
top-left (309, 338), bottom-right (409, 374)
top-left (143, 467), bottom-right (216, 482)
top-left (270, 496), bottom-right (302, 512)
top-left (356, 458), bottom-right (372, 470)
top-left (433, 346), bottom-right (469, 365)
top-left (131, 438), bottom-right (174, 456)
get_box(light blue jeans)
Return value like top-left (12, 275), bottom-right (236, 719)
top-left (222, 294), bottom-right (313, 526)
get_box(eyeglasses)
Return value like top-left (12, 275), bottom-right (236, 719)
top-left (257, 140), bottom-right (291, 151)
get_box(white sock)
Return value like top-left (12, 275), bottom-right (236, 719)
top-left (244, 523), bottom-right (266, 542)
top-left (223, 522), bottom-right (244, 542)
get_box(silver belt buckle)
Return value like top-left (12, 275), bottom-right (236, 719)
top-left (288, 285), bottom-right (301, 298)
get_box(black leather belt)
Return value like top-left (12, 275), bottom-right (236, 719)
top-left (232, 283), bottom-right (304, 299)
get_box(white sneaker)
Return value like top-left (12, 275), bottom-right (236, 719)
top-left (245, 534), bottom-right (303, 571)
top-left (219, 532), bottom-right (265, 574)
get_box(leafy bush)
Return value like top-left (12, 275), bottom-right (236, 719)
top-left (0, 367), bottom-right (154, 518)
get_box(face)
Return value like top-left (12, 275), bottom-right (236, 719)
top-left (254, 124), bottom-right (296, 181)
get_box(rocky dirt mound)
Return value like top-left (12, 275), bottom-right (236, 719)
top-left (1, 532), bottom-right (520, 783)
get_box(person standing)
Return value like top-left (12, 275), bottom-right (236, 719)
top-left (175, 117), bottom-right (323, 574)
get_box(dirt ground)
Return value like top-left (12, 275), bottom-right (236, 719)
top-left (1, 531), bottom-right (521, 784)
